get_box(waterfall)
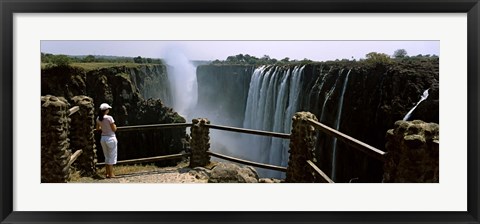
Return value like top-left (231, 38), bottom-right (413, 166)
top-left (331, 69), bottom-right (351, 181)
top-left (311, 67), bottom-right (326, 111)
top-left (243, 65), bottom-right (305, 177)
top-left (319, 69), bottom-right (343, 123)
top-left (403, 89), bottom-right (429, 121)
top-left (270, 68), bottom-right (291, 165)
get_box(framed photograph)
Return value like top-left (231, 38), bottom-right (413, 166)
top-left (1, 0), bottom-right (479, 223)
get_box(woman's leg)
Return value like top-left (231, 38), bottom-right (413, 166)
top-left (105, 165), bottom-right (110, 178)
top-left (108, 164), bottom-right (115, 177)
top-left (101, 137), bottom-right (110, 178)
top-left (107, 137), bottom-right (117, 178)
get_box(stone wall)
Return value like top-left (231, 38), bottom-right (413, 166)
top-left (41, 95), bottom-right (98, 182)
top-left (41, 95), bottom-right (72, 183)
top-left (286, 112), bottom-right (318, 183)
top-left (70, 96), bottom-right (97, 176)
top-left (189, 118), bottom-right (211, 168)
top-left (383, 120), bottom-right (439, 183)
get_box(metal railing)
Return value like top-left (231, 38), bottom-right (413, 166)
top-left (307, 160), bottom-right (334, 183)
top-left (117, 123), bottom-right (193, 131)
top-left (207, 151), bottom-right (287, 172)
top-left (93, 115), bottom-right (387, 183)
top-left (307, 119), bottom-right (386, 162)
top-left (68, 106), bottom-right (79, 116)
top-left (205, 124), bottom-right (290, 139)
top-left (101, 122), bottom-right (290, 173)
top-left (95, 122), bottom-right (193, 166)
top-left (300, 118), bottom-right (387, 183)
top-left (67, 106), bottom-right (83, 167)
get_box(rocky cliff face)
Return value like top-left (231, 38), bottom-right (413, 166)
top-left (41, 64), bottom-right (186, 165)
top-left (196, 58), bottom-right (439, 182)
top-left (301, 59), bottom-right (439, 182)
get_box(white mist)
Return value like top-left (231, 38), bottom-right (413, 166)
top-left (163, 49), bottom-right (198, 121)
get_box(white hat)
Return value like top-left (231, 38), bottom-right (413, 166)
top-left (99, 103), bottom-right (112, 110)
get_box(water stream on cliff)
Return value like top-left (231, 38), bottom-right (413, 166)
top-left (242, 65), bottom-right (305, 178)
top-left (403, 89), bottom-right (429, 121)
top-left (331, 69), bottom-right (351, 181)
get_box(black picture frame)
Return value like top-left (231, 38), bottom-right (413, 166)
top-left (1, 0), bottom-right (479, 223)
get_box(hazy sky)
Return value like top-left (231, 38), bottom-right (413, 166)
top-left (41, 40), bottom-right (439, 61)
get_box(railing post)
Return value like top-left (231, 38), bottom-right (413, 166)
top-left (70, 96), bottom-right (97, 176)
top-left (41, 95), bottom-right (72, 183)
top-left (189, 118), bottom-right (211, 168)
top-left (286, 112), bottom-right (318, 183)
top-left (383, 120), bottom-right (439, 183)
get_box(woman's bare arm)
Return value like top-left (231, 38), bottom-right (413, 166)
top-left (110, 123), bottom-right (117, 132)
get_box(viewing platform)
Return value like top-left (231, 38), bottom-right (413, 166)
top-left (41, 97), bottom-right (439, 183)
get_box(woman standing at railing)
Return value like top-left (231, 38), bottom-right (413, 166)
top-left (96, 103), bottom-right (118, 178)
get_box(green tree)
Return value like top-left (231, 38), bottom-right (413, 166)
top-left (393, 49), bottom-right (408, 58)
top-left (365, 52), bottom-right (392, 66)
top-left (134, 56), bottom-right (144, 63)
top-left (51, 54), bottom-right (71, 67)
top-left (226, 55), bottom-right (236, 63)
top-left (83, 55), bottom-right (96, 62)
top-left (365, 52), bottom-right (391, 64)
top-left (41, 53), bottom-right (54, 63)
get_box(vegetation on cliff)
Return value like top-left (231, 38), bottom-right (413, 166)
top-left (41, 53), bottom-right (163, 66)
top-left (209, 50), bottom-right (438, 67)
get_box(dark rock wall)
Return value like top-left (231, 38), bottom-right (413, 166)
top-left (301, 60), bottom-right (439, 182)
top-left (127, 65), bottom-right (172, 106)
top-left (41, 66), bottom-right (87, 99)
top-left (41, 64), bottom-right (186, 165)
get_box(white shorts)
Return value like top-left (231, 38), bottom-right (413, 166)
top-left (100, 135), bottom-right (118, 165)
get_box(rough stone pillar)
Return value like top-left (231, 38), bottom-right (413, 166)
top-left (383, 120), bottom-right (439, 183)
top-left (189, 118), bottom-right (211, 168)
top-left (41, 95), bottom-right (72, 183)
top-left (286, 112), bottom-right (318, 183)
top-left (70, 96), bottom-right (97, 176)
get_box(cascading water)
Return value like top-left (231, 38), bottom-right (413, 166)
top-left (243, 65), bottom-right (305, 177)
top-left (319, 69), bottom-right (343, 123)
top-left (310, 67), bottom-right (327, 110)
top-left (403, 89), bottom-right (429, 121)
top-left (331, 69), bottom-right (351, 181)
top-left (164, 50), bottom-right (198, 120)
